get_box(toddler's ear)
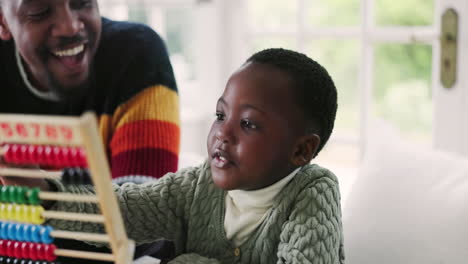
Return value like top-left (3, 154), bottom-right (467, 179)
top-left (291, 134), bottom-right (320, 166)
top-left (0, 13), bottom-right (12, 41)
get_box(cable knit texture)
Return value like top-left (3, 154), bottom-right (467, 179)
top-left (48, 162), bottom-right (345, 264)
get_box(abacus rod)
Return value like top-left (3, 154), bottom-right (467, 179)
top-left (40, 192), bottom-right (99, 203)
top-left (0, 168), bottom-right (61, 180)
top-left (51, 230), bottom-right (110, 243)
top-left (54, 248), bottom-right (115, 261)
top-left (43, 211), bottom-right (105, 223)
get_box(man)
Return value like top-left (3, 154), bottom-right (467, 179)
top-left (0, 0), bottom-right (180, 262)
top-left (0, 0), bottom-right (180, 181)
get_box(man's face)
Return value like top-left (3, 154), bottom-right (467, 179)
top-left (0, 0), bottom-right (101, 99)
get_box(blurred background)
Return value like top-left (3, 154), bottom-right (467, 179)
top-left (97, 0), bottom-right (467, 200)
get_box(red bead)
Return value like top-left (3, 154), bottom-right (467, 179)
top-left (21, 242), bottom-right (29, 259)
top-left (28, 145), bottom-right (39, 164)
top-left (13, 241), bottom-right (21, 259)
top-left (60, 147), bottom-right (70, 167)
top-left (44, 244), bottom-right (56, 261)
top-left (52, 147), bottom-right (63, 167)
top-left (4, 144), bottom-right (20, 164)
top-left (6, 240), bottom-right (14, 257)
top-left (43, 146), bottom-right (54, 167)
top-left (28, 242), bottom-right (37, 260)
top-left (19, 145), bottom-right (29, 165)
top-left (0, 240), bottom-right (6, 255)
top-left (35, 244), bottom-right (44, 260)
top-left (78, 148), bottom-right (87, 167)
top-left (35, 145), bottom-right (45, 165)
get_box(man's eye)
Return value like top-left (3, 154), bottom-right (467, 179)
top-left (215, 112), bottom-right (225, 121)
top-left (71, 0), bottom-right (92, 9)
top-left (28, 9), bottom-right (50, 20)
top-left (241, 120), bottom-right (257, 130)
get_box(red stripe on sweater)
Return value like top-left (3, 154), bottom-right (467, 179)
top-left (111, 148), bottom-right (178, 179)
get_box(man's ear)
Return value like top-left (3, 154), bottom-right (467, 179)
top-left (291, 134), bottom-right (321, 167)
top-left (0, 11), bottom-right (12, 41)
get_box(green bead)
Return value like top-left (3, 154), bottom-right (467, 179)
top-left (16, 187), bottom-right (26, 204)
top-left (27, 187), bottom-right (40, 205)
top-left (0, 186), bottom-right (8, 202)
top-left (7, 186), bottom-right (17, 203)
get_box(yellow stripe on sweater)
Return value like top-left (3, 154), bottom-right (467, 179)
top-left (98, 85), bottom-right (180, 150)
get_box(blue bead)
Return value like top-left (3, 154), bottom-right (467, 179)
top-left (0, 222), bottom-right (6, 239)
top-left (30, 225), bottom-right (40, 243)
top-left (0, 222), bottom-right (8, 239)
top-left (7, 223), bottom-right (15, 240)
top-left (15, 224), bottom-right (23, 241)
top-left (22, 224), bottom-right (31, 242)
top-left (40, 226), bottom-right (53, 244)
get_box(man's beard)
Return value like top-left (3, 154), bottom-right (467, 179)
top-left (46, 65), bottom-right (93, 102)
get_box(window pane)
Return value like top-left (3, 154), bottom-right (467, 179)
top-left (305, 0), bottom-right (360, 26)
top-left (373, 44), bottom-right (432, 145)
top-left (248, 0), bottom-right (297, 30)
top-left (375, 0), bottom-right (434, 26)
top-left (304, 40), bottom-right (361, 188)
top-left (250, 37), bottom-right (296, 53)
top-left (304, 40), bottom-right (360, 139)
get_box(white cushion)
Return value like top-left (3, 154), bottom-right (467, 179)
top-left (343, 124), bottom-right (468, 263)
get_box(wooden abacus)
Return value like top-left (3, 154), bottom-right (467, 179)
top-left (0, 112), bottom-right (135, 264)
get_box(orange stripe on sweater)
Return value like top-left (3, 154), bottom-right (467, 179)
top-left (113, 85), bottom-right (180, 128)
top-left (110, 120), bottom-right (180, 157)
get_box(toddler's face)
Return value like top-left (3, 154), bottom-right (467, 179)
top-left (207, 62), bottom-right (305, 191)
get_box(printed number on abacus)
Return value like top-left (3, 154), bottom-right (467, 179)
top-left (0, 122), bottom-right (74, 141)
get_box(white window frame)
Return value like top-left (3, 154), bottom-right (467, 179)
top-left (221, 0), bottom-right (468, 158)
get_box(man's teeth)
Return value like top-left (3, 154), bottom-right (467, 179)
top-left (54, 45), bottom-right (84, 57)
top-left (218, 156), bottom-right (227, 162)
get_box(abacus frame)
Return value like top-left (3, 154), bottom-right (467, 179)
top-left (0, 112), bottom-right (135, 264)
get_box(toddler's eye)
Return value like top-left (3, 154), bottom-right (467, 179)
top-left (241, 120), bottom-right (257, 130)
top-left (215, 112), bottom-right (225, 121)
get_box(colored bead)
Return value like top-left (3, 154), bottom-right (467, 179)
top-left (35, 145), bottom-right (45, 165)
top-left (0, 240), bottom-right (6, 255)
top-left (6, 240), bottom-right (14, 257)
top-left (30, 225), bottom-right (40, 243)
top-left (13, 241), bottom-right (21, 259)
top-left (7, 223), bottom-right (15, 240)
top-left (6, 204), bottom-right (14, 220)
top-left (28, 145), bottom-right (39, 165)
top-left (43, 146), bottom-right (53, 167)
top-left (15, 224), bottom-right (23, 242)
top-left (14, 205), bottom-right (23, 222)
top-left (0, 186), bottom-right (9, 203)
top-left (19, 145), bottom-right (29, 165)
top-left (0, 204), bottom-right (7, 220)
top-left (21, 242), bottom-right (29, 260)
top-left (40, 226), bottom-right (53, 244)
top-left (18, 205), bottom-right (29, 223)
top-left (30, 207), bottom-right (44, 225)
top-left (28, 242), bottom-right (37, 260)
top-left (78, 148), bottom-right (87, 167)
top-left (7, 186), bottom-right (16, 204)
top-left (16, 187), bottom-right (26, 204)
top-left (44, 244), bottom-right (56, 261)
top-left (35, 244), bottom-right (43, 260)
top-left (0, 222), bottom-right (8, 239)
top-left (22, 225), bottom-right (31, 242)
top-left (27, 188), bottom-right (40, 206)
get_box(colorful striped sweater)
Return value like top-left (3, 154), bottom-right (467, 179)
top-left (0, 18), bottom-right (180, 182)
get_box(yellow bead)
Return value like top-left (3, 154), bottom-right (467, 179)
top-left (0, 203), bottom-right (6, 220)
top-left (14, 204), bottom-right (22, 221)
top-left (19, 204), bottom-right (29, 223)
top-left (6, 204), bottom-right (14, 220)
top-left (31, 206), bottom-right (45, 225)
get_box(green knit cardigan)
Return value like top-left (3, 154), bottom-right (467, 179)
top-left (49, 162), bottom-right (345, 264)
